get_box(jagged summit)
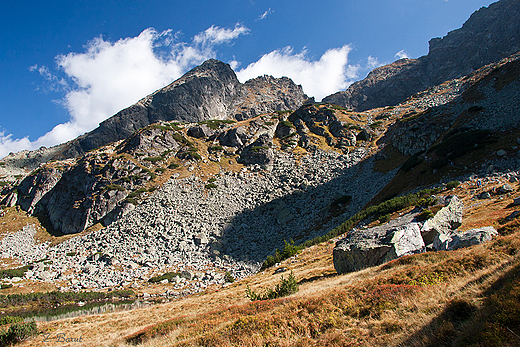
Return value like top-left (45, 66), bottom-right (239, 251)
top-left (324, 0), bottom-right (520, 111)
top-left (59, 59), bottom-right (307, 158)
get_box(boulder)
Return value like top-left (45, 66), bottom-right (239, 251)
top-left (421, 195), bottom-right (463, 247)
top-left (448, 226), bottom-right (498, 250)
top-left (187, 124), bottom-right (215, 138)
top-left (498, 184), bottom-right (514, 194)
top-left (238, 134), bottom-right (274, 168)
top-left (333, 212), bottom-right (425, 274)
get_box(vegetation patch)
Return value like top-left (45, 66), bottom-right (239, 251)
top-left (148, 272), bottom-right (181, 283)
top-left (246, 271), bottom-right (299, 301)
top-left (0, 266), bottom-right (29, 280)
top-left (143, 156), bottom-right (163, 163)
top-left (197, 119), bottom-right (236, 130)
top-left (0, 321), bottom-right (38, 346)
top-left (103, 184), bottom-right (125, 192)
top-left (205, 183), bottom-right (218, 189)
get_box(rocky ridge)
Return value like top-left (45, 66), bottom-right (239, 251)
top-left (323, 0), bottom-right (520, 111)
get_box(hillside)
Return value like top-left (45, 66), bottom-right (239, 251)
top-left (1, 1), bottom-right (520, 346)
top-left (7, 178), bottom-right (520, 346)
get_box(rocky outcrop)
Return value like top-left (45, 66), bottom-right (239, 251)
top-left (333, 196), bottom-right (499, 274)
top-left (421, 196), bottom-right (464, 248)
top-left (60, 60), bottom-right (307, 157)
top-left (333, 211), bottom-right (425, 274)
top-left (323, 0), bottom-right (520, 111)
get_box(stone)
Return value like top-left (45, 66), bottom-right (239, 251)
top-left (478, 192), bottom-right (492, 199)
top-left (497, 149), bottom-right (507, 156)
top-left (333, 211), bottom-right (425, 274)
top-left (421, 195), bottom-right (463, 247)
top-left (448, 226), bottom-right (498, 250)
top-left (194, 233), bottom-right (209, 246)
top-left (274, 267), bottom-right (287, 274)
top-left (187, 124), bottom-right (215, 138)
top-left (498, 184), bottom-right (514, 194)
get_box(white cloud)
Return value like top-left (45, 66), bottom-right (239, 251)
top-left (0, 131), bottom-right (33, 158)
top-left (235, 45), bottom-right (357, 101)
top-left (0, 25), bottom-right (248, 159)
top-left (256, 8), bottom-right (273, 21)
top-left (366, 56), bottom-right (383, 70)
top-left (395, 49), bottom-right (410, 60)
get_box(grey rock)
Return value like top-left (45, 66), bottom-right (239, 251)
top-left (498, 184), bottom-right (514, 194)
top-left (333, 211), bottom-right (425, 274)
top-left (187, 124), bottom-right (215, 138)
top-left (421, 195), bottom-right (463, 247)
top-left (478, 191), bottom-right (492, 199)
top-left (448, 226), bottom-right (498, 250)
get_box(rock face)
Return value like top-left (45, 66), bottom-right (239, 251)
top-left (333, 211), bottom-right (425, 274)
top-left (323, 0), bottom-right (520, 110)
top-left (61, 60), bottom-right (307, 157)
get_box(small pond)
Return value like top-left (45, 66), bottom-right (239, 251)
top-left (17, 300), bottom-right (154, 322)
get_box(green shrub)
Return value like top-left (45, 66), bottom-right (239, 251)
top-left (205, 183), bottom-right (218, 189)
top-left (104, 184), bottom-right (125, 192)
top-left (251, 146), bottom-right (269, 152)
top-left (261, 240), bottom-right (302, 270)
top-left (208, 177), bottom-right (217, 183)
top-left (417, 196), bottom-right (437, 207)
top-left (370, 121), bottom-right (383, 129)
top-left (446, 181), bottom-right (460, 190)
top-left (148, 272), bottom-right (181, 283)
top-left (0, 182), bottom-right (9, 187)
top-left (209, 145), bottom-right (224, 152)
top-left (155, 167), bottom-right (166, 173)
top-left (246, 271), bottom-right (298, 301)
top-left (417, 209), bottom-right (435, 222)
top-left (0, 285), bottom-right (12, 290)
top-left (168, 163), bottom-right (180, 169)
top-left (66, 252), bottom-right (77, 257)
top-left (0, 321), bottom-right (38, 345)
top-left (144, 156), bottom-right (163, 163)
top-left (0, 316), bottom-right (23, 325)
top-left (125, 198), bottom-right (138, 205)
top-left (127, 188), bottom-right (147, 199)
top-left (281, 120), bottom-right (294, 128)
top-left (0, 266), bottom-right (29, 279)
top-left (0, 162), bottom-right (5, 167)
top-left (225, 272), bottom-right (235, 283)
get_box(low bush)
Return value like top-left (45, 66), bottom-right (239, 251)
top-left (0, 266), bottom-right (29, 279)
top-left (281, 120), bottom-right (294, 128)
top-left (205, 183), bottom-right (218, 189)
top-left (446, 181), bottom-right (460, 190)
top-left (261, 240), bottom-right (302, 270)
top-left (144, 156), bottom-right (163, 163)
top-left (0, 321), bottom-right (38, 345)
top-left (246, 271), bottom-right (298, 301)
top-left (0, 316), bottom-right (23, 325)
top-left (225, 272), bottom-right (235, 283)
top-left (148, 272), bottom-right (181, 283)
top-left (104, 184), bottom-right (125, 192)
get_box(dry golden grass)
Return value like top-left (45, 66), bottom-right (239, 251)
top-left (14, 221), bottom-right (520, 347)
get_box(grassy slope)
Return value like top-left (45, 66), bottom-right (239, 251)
top-left (11, 179), bottom-right (520, 347)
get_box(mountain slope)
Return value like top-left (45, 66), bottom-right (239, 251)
top-left (61, 59), bottom-right (308, 158)
top-left (323, 0), bottom-right (520, 111)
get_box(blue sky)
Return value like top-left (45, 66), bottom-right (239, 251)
top-left (0, 0), bottom-right (496, 158)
